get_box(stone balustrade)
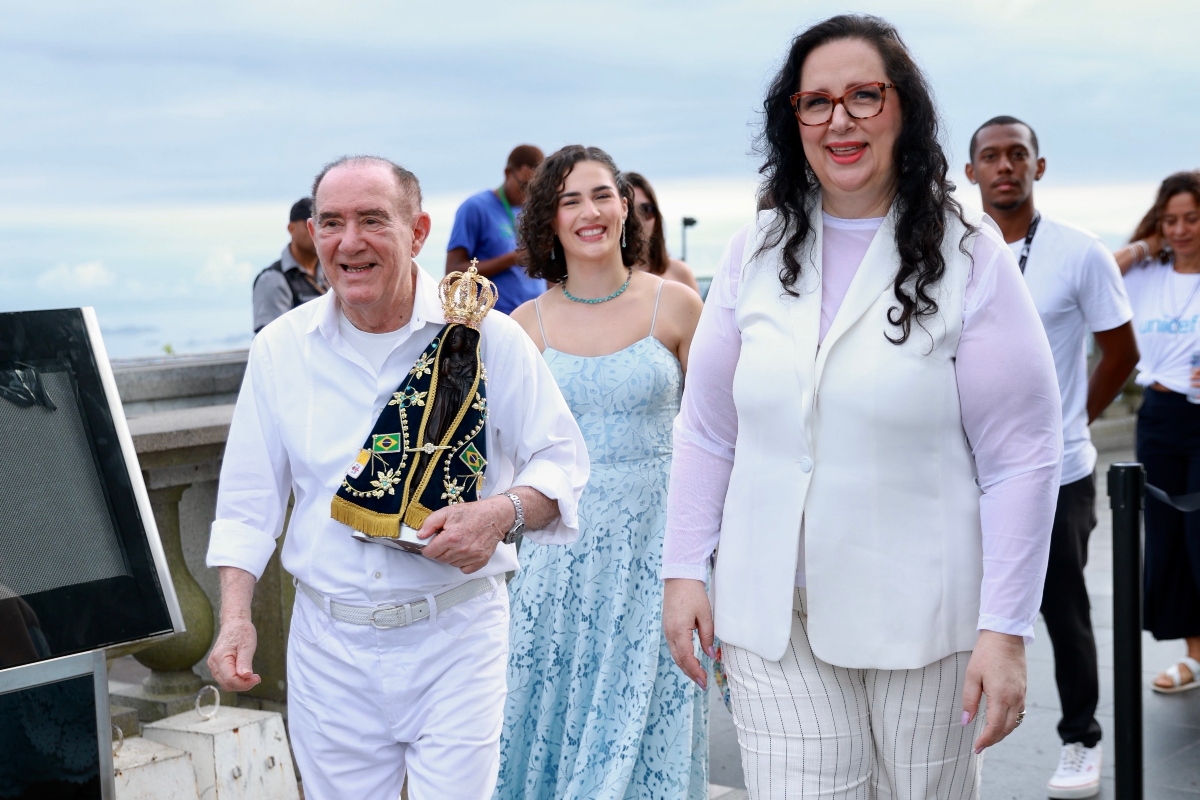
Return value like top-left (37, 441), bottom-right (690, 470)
top-left (114, 349), bottom-right (247, 417)
top-left (108, 349), bottom-right (299, 722)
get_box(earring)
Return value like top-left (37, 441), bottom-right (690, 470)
top-left (550, 238), bottom-right (555, 260)
top-left (621, 222), bottom-right (626, 249)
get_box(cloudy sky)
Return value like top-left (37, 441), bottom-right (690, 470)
top-left (3, 0), bottom-right (1196, 356)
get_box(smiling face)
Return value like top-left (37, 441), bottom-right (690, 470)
top-left (968, 123), bottom-right (1045, 212)
top-left (797, 38), bottom-right (902, 217)
top-left (1162, 191), bottom-right (1200, 261)
top-left (310, 162), bottom-right (431, 330)
top-left (553, 160), bottom-right (629, 266)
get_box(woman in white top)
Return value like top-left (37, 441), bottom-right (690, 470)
top-left (1113, 170), bottom-right (1200, 694)
top-left (661, 15), bottom-right (1063, 798)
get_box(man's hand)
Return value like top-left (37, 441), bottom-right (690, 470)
top-left (962, 630), bottom-right (1026, 753)
top-left (663, 578), bottom-right (714, 690)
top-left (207, 567), bottom-right (261, 692)
top-left (418, 495), bottom-right (513, 573)
top-left (207, 617), bottom-right (261, 692)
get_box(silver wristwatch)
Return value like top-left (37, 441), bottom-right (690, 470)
top-left (501, 491), bottom-right (525, 544)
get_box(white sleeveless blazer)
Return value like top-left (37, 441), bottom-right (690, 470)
top-left (713, 199), bottom-right (985, 669)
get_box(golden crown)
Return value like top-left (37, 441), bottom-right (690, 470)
top-left (439, 260), bottom-right (498, 329)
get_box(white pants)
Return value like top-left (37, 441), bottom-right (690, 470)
top-left (723, 590), bottom-right (983, 799)
top-left (287, 579), bottom-right (509, 800)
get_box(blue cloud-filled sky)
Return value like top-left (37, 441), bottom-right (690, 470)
top-left (3, 0), bottom-right (1196, 356)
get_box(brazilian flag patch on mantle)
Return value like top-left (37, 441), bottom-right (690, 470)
top-left (330, 322), bottom-right (487, 543)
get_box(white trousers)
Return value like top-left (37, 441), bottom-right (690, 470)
top-left (723, 590), bottom-right (983, 799)
top-left (287, 578), bottom-right (509, 800)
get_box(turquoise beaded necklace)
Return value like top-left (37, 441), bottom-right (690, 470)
top-left (562, 269), bottom-right (633, 304)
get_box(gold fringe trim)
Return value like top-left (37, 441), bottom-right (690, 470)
top-left (330, 496), bottom-right (400, 539)
top-left (404, 501), bottom-right (432, 531)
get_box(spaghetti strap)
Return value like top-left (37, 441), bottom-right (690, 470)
top-left (649, 279), bottom-right (666, 338)
top-left (533, 297), bottom-right (550, 350)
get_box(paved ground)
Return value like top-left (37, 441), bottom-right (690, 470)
top-left (707, 448), bottom-right (1200, 799)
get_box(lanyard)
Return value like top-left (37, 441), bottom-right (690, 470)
top-left (1017, 211), bottom-right (1041, 274)
top-left (1165, 265), bottom-right (1200, 324)
top-left (495, 186), bottom-right (517, 229)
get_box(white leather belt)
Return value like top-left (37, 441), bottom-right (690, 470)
top-left (296, 576), bottom-right (494, 629)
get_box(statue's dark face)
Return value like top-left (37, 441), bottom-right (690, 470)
top-left (445, 325), bottom-right (470, 349)
top-left (440, 327), bottom-right (478, 382)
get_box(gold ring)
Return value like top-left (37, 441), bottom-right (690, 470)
top-left (1014, 710), bottom-right (1026, 728)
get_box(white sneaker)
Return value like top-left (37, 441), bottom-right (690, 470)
top-left (1047, 742), bottom-right (1102, 798)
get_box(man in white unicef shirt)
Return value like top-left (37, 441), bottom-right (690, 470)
top-left (968, 117), bottom-right (1139, 799)
top-left (205, 155), bottom-right (588, 799)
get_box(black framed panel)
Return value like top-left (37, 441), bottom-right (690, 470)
top-left (0, 674), bottom-right (101, 799)
top-left (0, 309), bottom-right (180, 670)
top-left (0, 650), bottom-right (114, 800)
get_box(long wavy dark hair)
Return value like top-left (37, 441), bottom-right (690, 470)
top-left (520, 145), bottom-right (645, 284)
top-left (758, 14), bottom-right (973, 344)
top-left (1131, 170), bottom-right (1200, 264)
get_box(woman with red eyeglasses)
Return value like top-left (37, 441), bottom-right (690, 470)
top-left (626, 173), bottom-right (701, 294)
top-left (661, 14), bottom-right (1063, 797)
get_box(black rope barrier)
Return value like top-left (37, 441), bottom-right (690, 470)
top-left (1145, 484), bottom-right (1200, 513)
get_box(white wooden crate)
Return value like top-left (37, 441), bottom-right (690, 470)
top-left (114, 736), bottom-right (200, 800)
top-left (143, 706), bottom-right (299, 800)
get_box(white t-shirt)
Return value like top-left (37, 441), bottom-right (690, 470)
top-left (1012, 215), bottom-right (1132, 485)
top-left (1124, 259), bottom-right (1200, 395)
top-left (337, 308), bottom-right (410, 374)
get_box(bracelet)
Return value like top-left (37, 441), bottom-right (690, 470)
top-left (1129, 240), bottom-right (1150, 263)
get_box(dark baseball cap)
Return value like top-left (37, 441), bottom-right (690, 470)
top-left (289, 197), bottom-right (314, 222)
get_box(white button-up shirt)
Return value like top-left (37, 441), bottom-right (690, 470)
top-left (207, 266), bottom-right (588, 602)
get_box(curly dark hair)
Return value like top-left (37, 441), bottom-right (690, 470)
top-left (1131, 170), bottom-right (1200, 264)
top-left (520, 145), bottom-right (645, 284)
top-left (758, 14), bottom-right (974, 344)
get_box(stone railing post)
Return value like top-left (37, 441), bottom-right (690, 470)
top-left (110, 406), bottom-right (232, 721)
top-left (132, 483), bottom-right (214, 696)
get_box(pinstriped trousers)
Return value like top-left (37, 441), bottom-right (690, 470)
top-left (723, 590), bottom-right (984, 799)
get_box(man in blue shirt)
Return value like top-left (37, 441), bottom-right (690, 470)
top-left (446, 145), bottom-right (545, 314)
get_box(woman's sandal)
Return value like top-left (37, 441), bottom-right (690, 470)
top-left (1152, 656), bottom-right (1200, 694)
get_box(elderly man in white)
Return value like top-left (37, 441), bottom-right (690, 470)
top-left (205, 155), bottom-right (587, 800)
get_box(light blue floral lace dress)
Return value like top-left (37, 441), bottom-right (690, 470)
top-left (495, 292), bottom-right (709, 800)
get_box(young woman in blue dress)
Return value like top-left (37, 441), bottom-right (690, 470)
top-left (496, 145), bottom-right (705, 800)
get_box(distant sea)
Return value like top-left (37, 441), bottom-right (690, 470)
top-left (0, 178), bottom-right (1158, 359)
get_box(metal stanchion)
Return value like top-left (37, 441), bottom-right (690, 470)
top-left (1107, 462), bottom-right (1145, 800)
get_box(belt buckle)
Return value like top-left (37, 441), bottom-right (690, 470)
top-left (369, 603), bottom-right (407, 629)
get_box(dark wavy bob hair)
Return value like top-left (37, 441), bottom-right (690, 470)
top-left (625, 172), bottom-right (670, 274)
top-left (759, 14), bottom-right (973, 344)
top-left (1131, 170), bottom-right (1200, 264)
top-left (520, 145), bottom-right (645, 284)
